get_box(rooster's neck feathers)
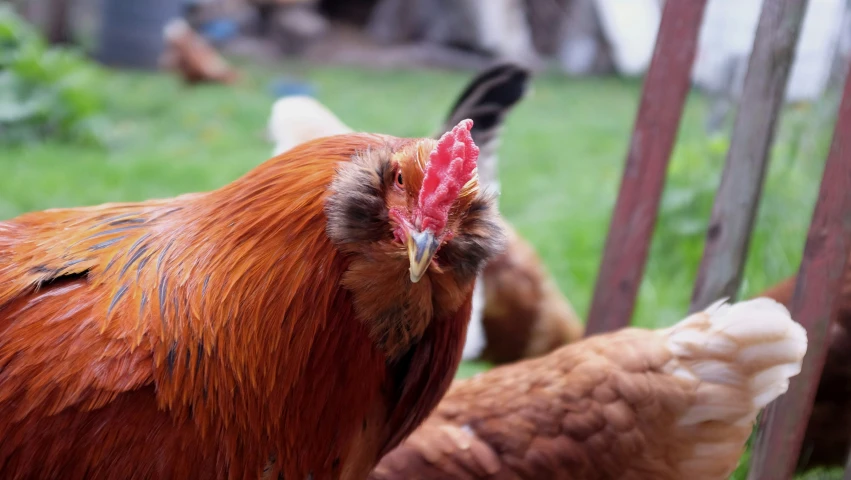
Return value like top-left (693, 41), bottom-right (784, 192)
top-left (325, 137), bottom-right (504, 359)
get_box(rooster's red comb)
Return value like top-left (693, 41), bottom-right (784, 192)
top-left (415, 119), bottom-right (478, 233)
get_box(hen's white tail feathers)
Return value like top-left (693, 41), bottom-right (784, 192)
top-left (662, 298), bottom-right (806, 478)
top-left (666, 297), bottom-right (807, 426)
top-left (267, 96), bottom-right (353, 156)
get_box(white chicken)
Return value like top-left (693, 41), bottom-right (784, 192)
top-left (268, 96), bottom-right (353, 156)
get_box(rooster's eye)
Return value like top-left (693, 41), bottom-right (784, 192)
top-left (396, 172), bottom-right (404, 187)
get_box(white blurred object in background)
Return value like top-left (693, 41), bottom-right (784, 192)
top-left (462, 280), bottom-right (487, 360)
top-left (268, 96), bottom-right (352, 156)
top-left (581, 0), bottom-right (847, 104)
top-left (593, 0), bottom-right (660, 76)
top-left (693, 0), bottom-right (847, 103)
top-left (472, 0), bottom-right (536, 62)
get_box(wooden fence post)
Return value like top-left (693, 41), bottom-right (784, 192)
top-left (47, 0), bottom-right (72, 45)
top-left (584, 0), bottom-right (708, 336)
top-left (689, 0), bottom-right (811, 313)
top-left (844, 449), bottom-right (851, 480)
top-left (748, 60), bottom-right (851, 480)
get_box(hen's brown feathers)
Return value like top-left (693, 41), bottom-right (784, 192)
top-left (0, 133), bottom-right (501, 479)
top-left (371, 299), bottom-right (806, 480)
top-left (374, 330), bottom-right (688, 480)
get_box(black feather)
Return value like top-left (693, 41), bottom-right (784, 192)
top-left (120, 234), bottom-right (152, 278)
top-left (89, 236), bottom-right (128, 251)
top-left (166, 341), bottom-right (178, 376)
top-left (107, 284), bottom-right (129, 317)
top-left (438, 62), bottom-right (531, 141)
top-left (86, 225), bottom-right (145, 240)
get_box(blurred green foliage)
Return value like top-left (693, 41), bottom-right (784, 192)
top-left (0, 6), bottom-right (105, 145)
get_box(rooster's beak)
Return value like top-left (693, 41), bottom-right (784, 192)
top-left (407, 229), bottom-right (439, 283)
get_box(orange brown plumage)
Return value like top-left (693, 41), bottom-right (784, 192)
top-left (0, 128), bottom-right (504, 479)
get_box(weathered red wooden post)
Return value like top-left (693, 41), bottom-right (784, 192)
top-left (689, 0), bottom-right (811, 313)
top-left (748, 63), bottom-right (851, 480)
top-left (584, 0), bottom-right (708, 336)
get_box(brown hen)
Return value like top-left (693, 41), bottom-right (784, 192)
top-left (370, 298), bottom-right (807, 480)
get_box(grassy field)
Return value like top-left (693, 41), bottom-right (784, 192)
top-left (1, 61), bottom-right (841, 478)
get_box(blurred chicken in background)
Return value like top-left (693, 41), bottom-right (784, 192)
top-left (756, 272), bottom-right (851, 471)
top-left (267, 63), bottom-right (584, 363)
top-left (480, 220), bottom-right (583, 363)
top-left (161, 18), bottom-right (240, 85)
top-left (268, 95), bottom-right (353, 155)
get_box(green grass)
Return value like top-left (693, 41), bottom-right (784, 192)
top-left (1, 62), bottom-right (841, 478)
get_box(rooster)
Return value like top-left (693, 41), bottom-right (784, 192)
top-left (370, 298), bottom-right (807, 480)
top-left (0, 121), bottom-right (504, 478)
top-left (268, 63), bottom-right (583, 363)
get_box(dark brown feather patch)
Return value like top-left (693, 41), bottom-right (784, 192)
top-left (325, 146), bottom-right (394, 247)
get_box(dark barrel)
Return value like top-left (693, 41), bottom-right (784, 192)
top-left (95, 0), bottom-right (180, 69)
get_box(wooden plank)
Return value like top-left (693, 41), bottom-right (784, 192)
top-left (689, 0), bottom-right (810, 313)
top-left (584, 0), bottom-right (708, 336)
top-left (46, 0), bottom-right (72, 45)
top-left (747, 63), bottom-right (851, 480)
top-left (845, 449), bottom-right (851, 480)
